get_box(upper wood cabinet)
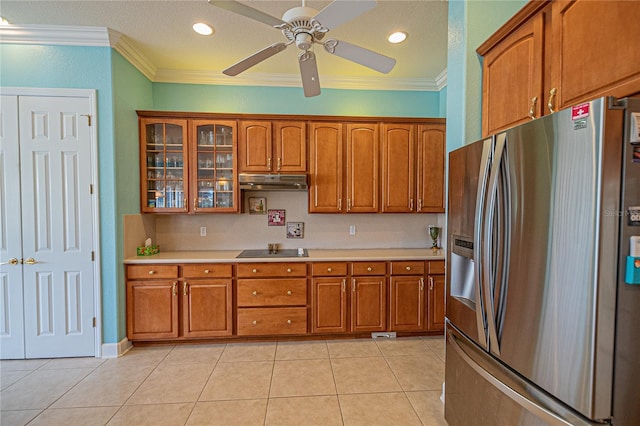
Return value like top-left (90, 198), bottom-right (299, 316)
top-left (139, 113), bottom-right (239, 213)
top-left (309, 122), bottom-right (344, 213)
top-left (479, 0), bottom-right (640, 137)
top-left (238, 120), bottom-right (306, 173)
top-left (382, 123), bottom-right (446, 213)
top-left (346, 123), bottom-right (379, 213)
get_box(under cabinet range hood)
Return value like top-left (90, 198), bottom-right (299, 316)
top-left (239, 173), bottom-right (308, 191)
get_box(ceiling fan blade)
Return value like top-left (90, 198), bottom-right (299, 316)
top-left (298, 51), bottom-right (321, 97)
top-left (223, 43), bottom-right (288, 76)
top-left (323, 39), bottom-right (396, 74)
top-left (313, 0), bottom-right (377, 31)
top-left (208, 0), bottom-right (286, 28)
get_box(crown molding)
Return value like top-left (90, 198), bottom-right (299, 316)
top-left (154, 69), bottom-right (443, 92)
top-left (1, 24), bottom-right (447, 92)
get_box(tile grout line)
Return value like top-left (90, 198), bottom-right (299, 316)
top-left (184, 343), bottom-right (227, 425)
top-left (323, 340), bottom-right (347, 426)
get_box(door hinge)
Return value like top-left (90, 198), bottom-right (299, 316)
top-left (91, 251), bottom-right (95, 261)
top-left (92, 317), bottom-right (96, 327)
top-left (90, 184), bottom-right (94, 194)
top-left (81, 114), bottom-right (92, 126)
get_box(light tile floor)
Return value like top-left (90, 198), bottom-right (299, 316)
top-left (0, 336), bottom-right (446, 426)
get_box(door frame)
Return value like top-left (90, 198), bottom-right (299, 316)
top-left (1, 87), bottom-right (102, 357)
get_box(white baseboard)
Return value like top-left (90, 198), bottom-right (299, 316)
top-left (101, 338), bottom-right (132, 358)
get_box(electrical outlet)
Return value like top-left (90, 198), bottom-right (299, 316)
top-left (200, 226), bottom-right (207, 237)
top-left (349, 225), bottom-right (356, 235)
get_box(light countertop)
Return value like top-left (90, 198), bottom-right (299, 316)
top-left (124, 248), bottom-right (445, 264)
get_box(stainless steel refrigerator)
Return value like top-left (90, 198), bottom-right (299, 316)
top-left (445, 96), bottom-right (640, 425)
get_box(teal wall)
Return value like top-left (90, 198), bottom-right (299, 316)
top-left (111, 51), bottom-right (153, 342)
top-left (0, 44), bottom-right (122, 344)
top-left (446, 0), bottom-right (526, 151)
top-left (152, 83), bottom-right (443, 117)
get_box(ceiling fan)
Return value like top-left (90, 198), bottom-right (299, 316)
top-left (209, 0), bottom-right (397, 97)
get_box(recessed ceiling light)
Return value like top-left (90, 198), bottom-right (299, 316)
top-left (0, 17), bottom-right (10, 25)
top-left (388, 31), bottom-right (407, 44)
top-left (193, 22), bottom-right (214, 36)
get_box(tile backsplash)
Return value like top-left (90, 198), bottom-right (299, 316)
top-left (126, 191), bottom-right (445, 253)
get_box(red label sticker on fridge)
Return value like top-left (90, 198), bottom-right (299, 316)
top-left (572, 103), bottom-right (590, 120)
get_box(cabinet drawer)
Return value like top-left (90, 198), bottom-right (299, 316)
top-left (237, 263), bottom-right (306, 278)
top-left (182, 263), bottom-right (232, 278)
top-left (390, 261), bottom-right (425, 275)
top-left (237, 307), bottom-right (307, 335)
top-left (428, 260), bottom-right (445, 275)
top-left (351, 262), bottom-right (386, 276)
top-left (127, 265), bottom-right (178, 280)
top-left (237, 279), bottom-right (307, 306)
top-left (311, 262), bottom-right (348, 276)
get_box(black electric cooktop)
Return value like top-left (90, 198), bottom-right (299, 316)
top-left (236, 249), bottom-right (308, 258)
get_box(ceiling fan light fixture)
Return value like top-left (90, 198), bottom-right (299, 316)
top-left (193, 22), bottom-right (214, 36)
top-left (387, 31), bottom-right (407, 44)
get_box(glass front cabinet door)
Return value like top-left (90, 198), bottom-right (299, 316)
top-left (140, 118), bottom-right (189, 212)
top-left (190, 120), bottom-right (238, 212)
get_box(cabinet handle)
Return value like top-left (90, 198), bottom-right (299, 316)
top-left (429, 276), bottom-right (434, 291)
top-left (287, 320), bottom-right (292, 324)
top-left (338, 199), bottom-right (342, 211)
top-left (352, 279), bottom-right (356, 292)
top-left (252, 320), bottom-right (258, 325)
top-left (548, 88), bottom-right (557, 113)
top-left (327, 267), bottom-right (332, 272)
top-left (529, 96), bottom-right (538, 119)
top-left (347, 199), bottom-right (351, 212)
top-left (184, 197), bottom-right (188, 211)
top-left (287, 290), bottom-right (292, 295)
top-left (367, 267), bottom-right (372, 272)
top-left (252, 291), bottom-right (258, 296)
top-left (204, 269), bottom-right (210, 274)
top-left (252, 268), bottom-right (258, 273)
top-left (148, 270), bottom-right (155, 275)
top-left (172, 282), bottom-right (177, 296)
top-left (277, 158), bottom-right (281, 171)
top-left (405, 266), bottom-right (411, 271)
top-left (286, 268), bottom-right (292, 273)
top-left (193, 198), bottom-right (198, 212)
top-left (410, 199), bottom-right (414, 210)
top-left (342, 279), bottom-right (346, 292)
top-left (420, 278), bottom-right (424, 291)
top-left (417, 199), bottom-right (423, 212)
top-left (183, 282), bottom-right (188, 296)
top-left (268, 158), bottom-right (272, 170)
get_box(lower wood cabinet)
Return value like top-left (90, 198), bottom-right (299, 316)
top-left (126, 258), bottom-right (445, 342)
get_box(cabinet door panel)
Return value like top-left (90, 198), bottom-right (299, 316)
top-left (312, 277), bottom-right (348, 333)
top-left (416, 124), bottom-right (445, 212)
top-left (274, 121), bottom-right (306, 172)
top-left (183, 280), bottom-right (232, 337)
top-left (309, 122), bottom-right (343, 212)
top-left (239, 121), bottom-right (272, 172)
top-left (427, 275), bottom-right (445, 331)
top-left (551, 0), bottom-right (640, 108)
top-left (382, 124), bottom-right (414, 212)
top-left (346, 123), bottom-right (379, 213)
top-left (351, 277), bottom-right (386, 332)
top-left (127, 280), bottom-right (178, 340)
top-left (482, 13), bottom-right (545, 136)
top-left (389, 276), bottom-right (424, 331)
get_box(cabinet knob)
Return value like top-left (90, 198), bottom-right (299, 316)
top-left (252, 291), bottom-right (258, 296)
top-left (405, 266), bottom-right (411, 271)
top-left (287, 290), bottom-right (292, 295)
top-left (327, 267), bottom-right (332, 272)
top-left (148, 270), bottom-right (155, 275)
top-left (252, 268), bottom-right (257, 273)
top-left (204, 269), bottom-right (210, 274)
top-left (252, 320), bottom-right (258, 325)
top-left (286, 268), bottom-right (292, 273)
top-left (287, 320), bottom-right (292, 324)
top-left (367, 267), bottom-right (372, 272)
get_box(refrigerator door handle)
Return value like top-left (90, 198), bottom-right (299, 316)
top-left (483, 132), bottom-right (507, 356)
top-left (473, 138), bottom-right (494, 349)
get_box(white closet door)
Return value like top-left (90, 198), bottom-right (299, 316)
top-left (0, 95), bottom-right (26, 359)
top-left (19, 95), bottom-right (95, 358)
